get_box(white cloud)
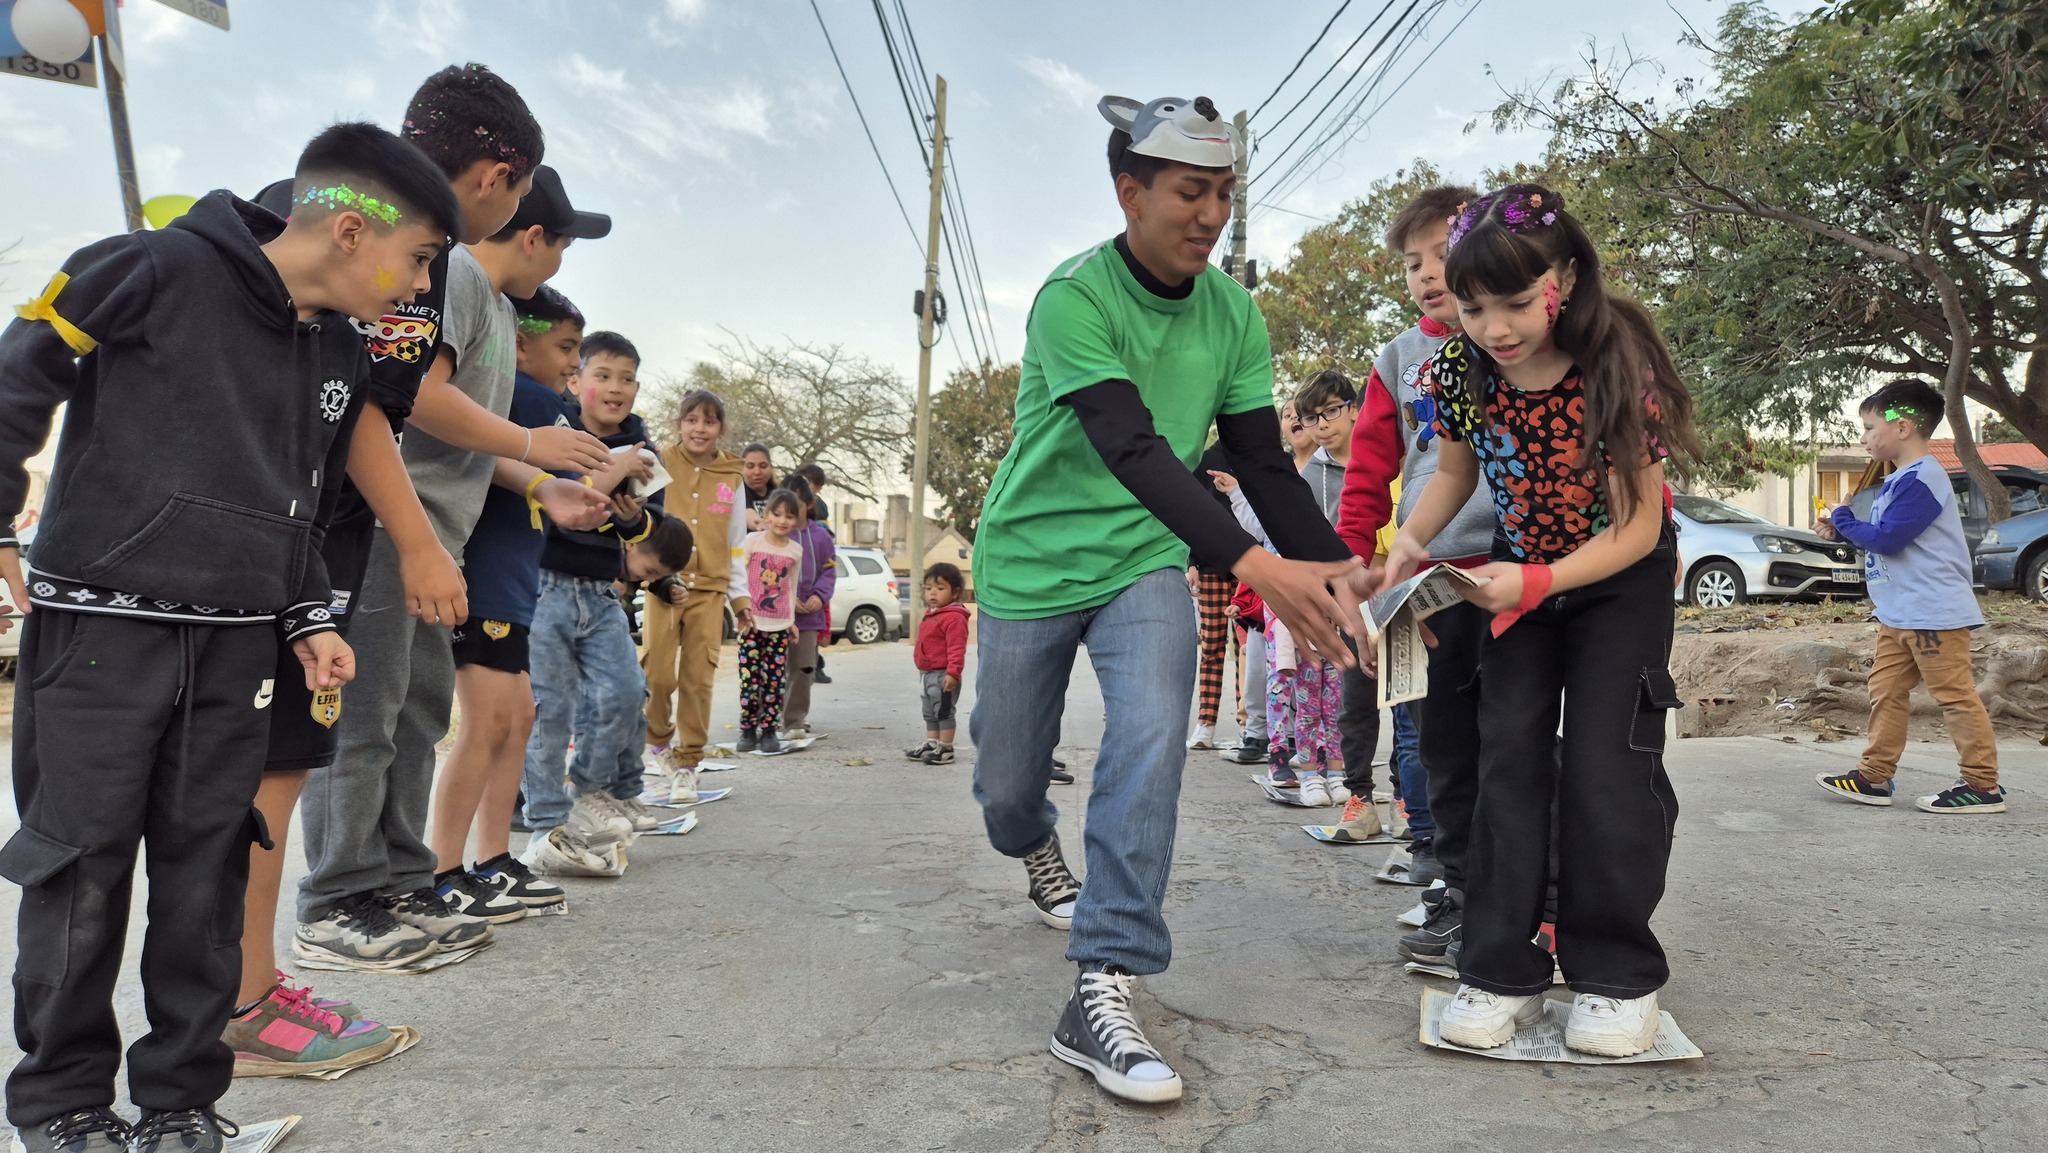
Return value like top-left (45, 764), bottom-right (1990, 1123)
top-left (1017, 56), bottom-right (1093, 110)
top-left (663, 0), bottom-right (709, 22)
top-left (371, 0), bottom-right (466, 58)
top-left (557, 54), bottom-right (777, 172)
top-left (564, 54), bottom-right (630, 94)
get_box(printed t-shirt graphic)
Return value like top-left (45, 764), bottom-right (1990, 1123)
top-left (743, 533), bottom-right (803, 631)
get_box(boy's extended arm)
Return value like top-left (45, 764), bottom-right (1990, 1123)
top-left (405, 348), bottom-right (612, 474)
top-left (347, 397), bottom-right (467, 625)
top-left (1335, 366), bottom-right (1405, 563)
top-left (1831, 479), bottom-right (1941, 555)
top-left (0, 236), bottom-right (156, 610)
top-left (488, 457), bottom-right (611, 532)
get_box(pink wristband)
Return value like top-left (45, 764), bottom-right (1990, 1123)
top-left (1489, 564), bottom-right (1555, 638)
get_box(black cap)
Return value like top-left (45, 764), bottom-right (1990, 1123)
top-left (506, 165), bottom-right (611, 239)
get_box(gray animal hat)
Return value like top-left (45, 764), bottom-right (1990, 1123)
top-left (1098, 95), bottom-right (1242, 169)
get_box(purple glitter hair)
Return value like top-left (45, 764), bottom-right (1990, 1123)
top-left (1447, 187), bottom-right (1560, 250)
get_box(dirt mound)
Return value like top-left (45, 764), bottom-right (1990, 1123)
top-left (1669, 597), bottom-right (2048, 742)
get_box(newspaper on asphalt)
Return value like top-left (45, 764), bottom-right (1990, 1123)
top-left (1362, 564), bottom-right (1487, 707)
top-left (1418, 987), bottom-right (1703, 1063)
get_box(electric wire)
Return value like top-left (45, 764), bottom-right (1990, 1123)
top-left (806, 0), bottom-right (923, 254)
top-left (1247, 0), bottom-right (1359, 124)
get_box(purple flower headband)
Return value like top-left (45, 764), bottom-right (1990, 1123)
top-left (1446, 188), bottom-right (1562, 249)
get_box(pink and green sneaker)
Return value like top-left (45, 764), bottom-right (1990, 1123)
top-left (226, 981), bottom-right (400, 1077)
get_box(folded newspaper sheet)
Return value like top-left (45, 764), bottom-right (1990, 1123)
top-left (1418, 987), bottom-right (1702, 1063)
top-left (1363, 565), bottom-right (1487, 707)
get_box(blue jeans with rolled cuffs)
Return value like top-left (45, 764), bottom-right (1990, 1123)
top-left (522, 571), bottom-right (647, 831)
top-left (971, 568), bottom-right (1195, 975)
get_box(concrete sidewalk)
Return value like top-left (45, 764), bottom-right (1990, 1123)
top-left (1, 640), bottom-right (2043, 1151)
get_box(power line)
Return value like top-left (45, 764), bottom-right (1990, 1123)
top-left (1247, 0), bottom-right (1359, 124)
top-left (1254, 0), bottom-right (1481, 220)
top-left (1256, 10), bottom-right (1426, 206)
top-left (1255, 0), bottom-right (1403, 143)
top-left (1253, 0), bottom-right (1426, 181)
top-left (807, 0), bottom-right (923, 254)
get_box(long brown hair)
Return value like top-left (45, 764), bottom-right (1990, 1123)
top-left (1442, 184), bottom-right (1699, 519)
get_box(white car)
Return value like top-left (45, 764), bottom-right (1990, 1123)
top-left (830, 546), bottom-right (905, 644)
top-left (1673, 494), bottom-right (1863, 607)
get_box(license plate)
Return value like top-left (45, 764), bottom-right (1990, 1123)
top-left (1831, 569), bottom-right (1861, 584)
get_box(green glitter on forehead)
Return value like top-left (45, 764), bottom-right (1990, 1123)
top-left (298, 185), bottom-right (403, 227)
top-left (1883, 405), bottom-right (1919, 422)
top-left (517, 316), bottom-right (557, 336)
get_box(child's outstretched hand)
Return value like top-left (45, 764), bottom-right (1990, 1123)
top-left (528, 426), bottom-right (613, 474)
top-left (733, 604), bottom-right (754, 632)
top-left (292, 632), bottom-right (356, 690)
top-left (944, 674), bottom-right (959, 693)
top-left (1813, 507), bottom-right (1840, 541)
top-left (1376, 535), bottom-right (1431, 594)
top-left (537, 477), bottom-right (611, 531)
top-left (1208, 469), bottom-right (1239, 494)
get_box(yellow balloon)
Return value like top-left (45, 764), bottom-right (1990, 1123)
top-left (141, 195), bottom-right (200, 230)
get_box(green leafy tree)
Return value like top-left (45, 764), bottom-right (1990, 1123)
top-left (915, 360), bottom-right (1019, 540)
top-left (1495, 0), bottom-right (2048, 519)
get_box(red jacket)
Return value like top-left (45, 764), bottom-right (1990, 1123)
top-left (1230, 582), bottom-right (1265, 631)
top-left (915, 601), bottom-right (970, 678)
top-left (1337, 315), bottom-right (1455, 564)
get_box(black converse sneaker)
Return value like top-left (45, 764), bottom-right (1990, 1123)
top-left (474, 852), bottom-right (566, 908)
top-left (1050, 964), bottom-right (1184, 1103)
top-left (1021, 831), bottom-right (1081, 930)
top-left (127, 1108), bottom-right (237, 1153)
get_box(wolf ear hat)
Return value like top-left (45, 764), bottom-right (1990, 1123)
top-left (1098, 95), bottom-right (1242, 169)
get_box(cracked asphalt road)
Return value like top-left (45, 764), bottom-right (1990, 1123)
top-left (0, 639), bottom-right (2041, 1151)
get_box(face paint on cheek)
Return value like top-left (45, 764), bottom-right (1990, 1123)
top-left (375, 266), bottom-right (397, 292)
top-left (1542, 280), bottom-right (1561, 330)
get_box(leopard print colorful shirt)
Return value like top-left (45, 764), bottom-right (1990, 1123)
top-left (1422, 335), bottom-right (1666, 562)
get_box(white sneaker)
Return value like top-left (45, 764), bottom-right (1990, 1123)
top-left (1326, 776), bottom-right (1352, 805)
top-left (1564, 992), bottom-right (1660, 1057)
top-left (780, 725), bottom-right (811, 742)
top-left (1298, 775), bottom-right (1332, 807)
top-left (1186, 723), bottom-right (1215, 750)
top-left (641, 743), bottom-right (673, 777)
top-left (664, 769), bottom-right (703, 806)
top-left (616, 797), bottom-right (676, 832)
top-left (1439, 984), bottom-right (1543, 1049)
top-left (520, 826), bottom-right (626, 878)
top-left (569, 793), bottom-right (635, 847)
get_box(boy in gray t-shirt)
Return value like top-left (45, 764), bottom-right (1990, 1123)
top-left (296, 168), bottom-right (614, 965)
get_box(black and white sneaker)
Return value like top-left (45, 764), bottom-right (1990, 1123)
top-left (292, 894), bottom-right (437, 971)
top-left (1050, 964), bottom-right (1184, 1103)
top-left (1398, 892), bottom-right (1462, 962)
top-left (17, 1106), bottom-right (128, 1152)
top-left (1407, 838), bottom-right (1443, 888)
top-left (474, 852), bottom-right (566, 908)
top-left (435, 867), bottom-right (528, 924)
top-left (1219, 737), bottom-right (1268, 765)
top-left (1021, 831), bottom-right (1082, 930)
top-left (127, 1108), bottom-right (237, 1153)
top-left (380, 886), bottom-right (493, 953)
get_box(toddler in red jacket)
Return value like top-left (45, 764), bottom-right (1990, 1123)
top-left (908, 562), bottom-right (971, 765)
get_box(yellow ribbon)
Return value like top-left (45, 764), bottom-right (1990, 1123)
top-left (14, 274), bottom-right (97, 356)
top-left (524, 471), bottom-right (555, 529)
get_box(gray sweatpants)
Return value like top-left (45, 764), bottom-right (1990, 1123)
top-left (296, 529), bottom-right (457, 921)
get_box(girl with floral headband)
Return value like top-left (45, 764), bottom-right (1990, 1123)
top-left (1377, 183), bottom-right (1702, 1057)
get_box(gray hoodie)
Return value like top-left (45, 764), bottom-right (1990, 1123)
top-left (1372, 323), bottom-right (1498, 560)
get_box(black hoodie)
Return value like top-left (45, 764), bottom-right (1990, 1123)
top-left (0, 191), bottom-right (366, 640)
top-left (540, 411), bottom-right (667, 582)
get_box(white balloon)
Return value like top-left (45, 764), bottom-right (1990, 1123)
top-left (11, 0), bottom-right (92, 64)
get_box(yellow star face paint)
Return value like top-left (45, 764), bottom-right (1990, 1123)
top-left (374, 266), bottom-right (397, 291)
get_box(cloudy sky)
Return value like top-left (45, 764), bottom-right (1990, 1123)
top-left (0, 0), bottom-right (1793, 392)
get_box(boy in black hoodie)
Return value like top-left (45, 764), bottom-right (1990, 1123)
top-left (0, 124), bottom-right (458, 1153)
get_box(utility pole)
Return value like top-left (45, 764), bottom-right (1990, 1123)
top-left (907, 75), bottom-right (947, 640)
top-left (98, 33), bottom-right (142, 232)
top-left (1229, 109), bottom-right (1252, 288)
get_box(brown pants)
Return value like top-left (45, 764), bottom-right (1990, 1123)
top-left (642, 587), bottom-right (728, 766)
top-left (1858, 625), bottom-right (1999, 791)
top-left (782, 629), bottom-right (822, 731)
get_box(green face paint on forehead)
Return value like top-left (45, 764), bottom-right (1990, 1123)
top-left (1883, 405), bottom-right (1919, 422)
top-left (516, 317), bottom-right (556, 336)
top-left (297, 185), bottom-right (403, 227)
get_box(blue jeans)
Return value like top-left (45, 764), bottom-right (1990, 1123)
top-left (970, 568), bottom-right (1194, 975)
top-left (522, 571), bottom-right (647, 829)
top-left (1392, 703), bottom-right (1435, 840)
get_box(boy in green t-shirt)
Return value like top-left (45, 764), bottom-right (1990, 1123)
top-left (970, 94), bottom-right (1371, 1104)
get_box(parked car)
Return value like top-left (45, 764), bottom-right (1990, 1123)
top-left (1973, 505), bottom-right (2048, 602)
top-left (1672, 494), bottom-right (1863, 607)
top-left (829, 546), bottom-right (904, 644)
top-left (1849, 463), bottom-right (2048, 556)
